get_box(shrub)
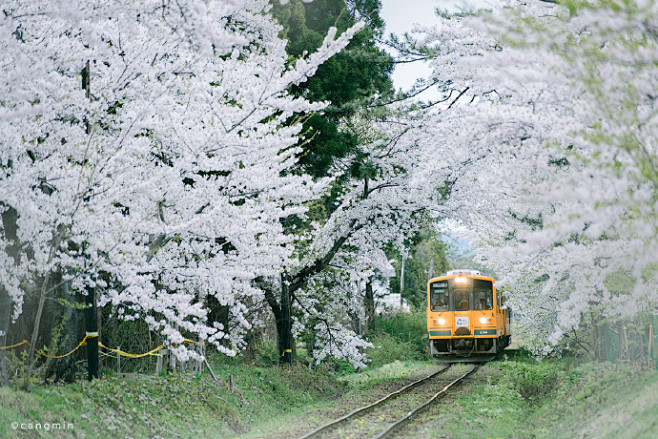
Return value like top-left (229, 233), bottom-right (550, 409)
top-left (504, 360), bottom-right (559, 403)
top-left (366, 311), bottom-right (430, 368)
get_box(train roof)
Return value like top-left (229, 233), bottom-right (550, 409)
top-left (429, 269), bottom-right (495, 283)
top-left (442, 269), bottom-right (483, 277)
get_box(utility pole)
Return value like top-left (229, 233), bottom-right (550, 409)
top-left (428, 258), bottom-right (434, 281)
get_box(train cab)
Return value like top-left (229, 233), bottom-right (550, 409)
top-left (427, 269), bottom-right (511, 361)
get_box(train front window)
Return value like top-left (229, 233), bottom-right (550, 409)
top-left (430, 281), bottom-right (449, 311)
top-left (453, 289), bottom-right (470, 310)
top-left (473, 279), bottom-right (493, 310)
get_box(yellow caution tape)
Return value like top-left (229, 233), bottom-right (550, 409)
top-left (281, 349), bottom-right (293, 356)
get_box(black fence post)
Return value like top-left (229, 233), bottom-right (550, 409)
top-left (281, 274), bottom-right (292, 365)
top-left (85, 282), bottom-right (98, 380)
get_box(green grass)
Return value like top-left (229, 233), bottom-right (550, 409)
top-left (2, 350), bottom-right (656, 439)
top-left (0, 362), bottom-right (348, 439)
top-left (420, 352), bottom-right (658, 439)
top-left (366, 311), bottom-right (431, 368)
top-left (341, 359), bottom-right (436, 389)
top-left (2, 322), bottom-right (656, 439)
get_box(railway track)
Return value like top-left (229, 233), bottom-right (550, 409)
top-left (372, 364), bottom-right (481, 439)
top-left (295, 363), bottom-right (480, 439)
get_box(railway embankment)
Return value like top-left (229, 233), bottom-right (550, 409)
top-left (1, 353), bottom-right (656, 439)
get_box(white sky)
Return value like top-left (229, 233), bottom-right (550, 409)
top-left (380, 0), bottom-right (489, 92)
top-left (379, 0), bottom-right (489, 251)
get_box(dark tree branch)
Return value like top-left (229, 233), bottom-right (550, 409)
top-left (447, 87), bottom-right (470, 109)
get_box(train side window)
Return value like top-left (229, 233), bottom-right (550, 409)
top-left (430, 281), bottom-right (449, 311)
top-left (473, 279), bottom-right (493, 310)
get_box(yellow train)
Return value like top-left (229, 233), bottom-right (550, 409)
top-left (427, 270), bottom-right (511, 361)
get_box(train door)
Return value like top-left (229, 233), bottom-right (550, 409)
top-left (451, 286), bottom-right (473, 336)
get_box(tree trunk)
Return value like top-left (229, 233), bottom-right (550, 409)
top-left (22, 271), bottom-right (53, 390)
top-left (279, 274), bottom-right (293, 365)
top-left (207, 295), bottom-right (230, 348)
top-left (263, 281), bottom-right (291, 366)
top-left (1, 205), bottom-right (19, 385)
top-left (261, 219), bottom-right (364, 366)
top-left (0, 285), bottom-right (10, 385)
top-left (399, 256), bottom-right (405, 311)
top-left (593, 317), bottom-right (601, 362)
top-left (43, 274), bottom-right (80, 383)
top-left (364, 277), bottom-right (375, 334)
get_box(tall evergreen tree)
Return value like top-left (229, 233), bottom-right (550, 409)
top-left (272, 0), bottom-right (394, 178)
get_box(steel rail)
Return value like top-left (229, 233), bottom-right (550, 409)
top-left (372, 363), bottom-right (481, 439)
top-left (295, 364), bottom-right (452, 439)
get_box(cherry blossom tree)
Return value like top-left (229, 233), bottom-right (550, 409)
top-left (0, 0), bottom-right (361, 369)
top-left (261, 108), bottom-right (439, 367)
top-left (408, 0), bottom-right (656, 353)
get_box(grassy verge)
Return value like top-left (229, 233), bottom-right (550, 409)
top-left (0, 362), bottom-right (348, 439)
top-left (419, 351), bottom-right (658, 439)
top-left (0, 353), bottom-right (439, 439)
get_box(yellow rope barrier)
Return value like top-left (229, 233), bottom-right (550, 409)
top-left (98, 342), bottom-right (165, 358)
top-left (35, 334), bottom-right (98, 359)
top-left (0, 335), bottom-right (97, 358)
top-left (0, 340), bottom-right (29, 350)
top-left (1, 335), bottom-right (202, 359)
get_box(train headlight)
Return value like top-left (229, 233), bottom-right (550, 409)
top-left (479, 317), bottom-right (492, 324)
top-left (454, 276), bottom-right (468, 284)
top-left (438, 318), bottom-right (446, 325)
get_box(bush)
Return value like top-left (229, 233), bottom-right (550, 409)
top-left (366, 311), bottom-right (430, 368)
top-left (504, 360), bottom-right (559, 403)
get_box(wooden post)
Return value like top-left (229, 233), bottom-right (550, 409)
top-left (203, 357), bottom-right (218, 381)
top-left (197, 343), bottom-right (204, 374)
top-left (156, 349), bottom-right (165, 375)
top-left (116, 346), bottom-right (121, 373)
top-left (169, 349), bottom-right (176, 372)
